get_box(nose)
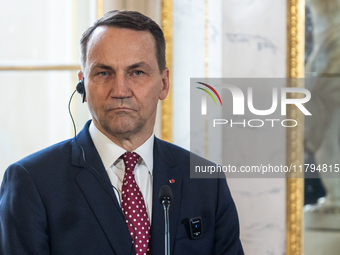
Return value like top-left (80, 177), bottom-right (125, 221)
top-left (110, 72), bottom-right (132, 99)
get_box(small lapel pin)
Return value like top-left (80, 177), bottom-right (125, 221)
top-left (169, 179), bottom-right (175, 184)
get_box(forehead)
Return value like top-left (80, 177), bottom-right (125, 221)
top-left (86, 26), bottom-right (157, 67)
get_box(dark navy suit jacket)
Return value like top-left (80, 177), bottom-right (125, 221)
top-left (0, 121), bottom-right (243, 255)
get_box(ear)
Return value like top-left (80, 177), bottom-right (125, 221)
top-left (77, 70), bottom-right (83, 81)
top-left (159, 67), bottom-right (170, 100)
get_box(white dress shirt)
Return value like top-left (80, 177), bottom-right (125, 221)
top-left (89, 121), bottom-right (154, 221)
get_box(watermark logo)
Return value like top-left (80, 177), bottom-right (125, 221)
top-left (195, 81), bottom-right (312, 128)
top-left (196, 82), bottom-right (222, 115)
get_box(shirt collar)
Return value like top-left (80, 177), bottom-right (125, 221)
top-left (89, 121), bottom-right (154, 175)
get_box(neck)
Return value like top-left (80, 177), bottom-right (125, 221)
top-left (93, 121), bottom-right (154, 151)
top-left (111, 132), bottom-right (153, 152)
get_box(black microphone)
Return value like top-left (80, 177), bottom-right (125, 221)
top-left (159, 185), bottom-right (173, 255)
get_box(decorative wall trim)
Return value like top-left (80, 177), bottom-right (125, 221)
top-left (97, 0), bottom-right (103, 19)
top-left (204, 0), bottom-right (209, 159)
top-left (161, 0), bottom-right (172, 142)
top-left (0, 65), bottom-right (81, 71)
top-left (204, 0), bottom-right (208, 78)
top-left (286, 0), bottom-right (305, 254)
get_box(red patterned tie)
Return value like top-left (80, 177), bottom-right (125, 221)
top-left (120, 152), bottom-right (150, 255)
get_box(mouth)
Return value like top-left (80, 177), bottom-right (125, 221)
top-left (107, 107), bottom-right (135, 112)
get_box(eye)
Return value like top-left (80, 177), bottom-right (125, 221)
top-left (134, 70), bottom-right (144, 76)
top-left (98, 71), bottom-right (109, 77)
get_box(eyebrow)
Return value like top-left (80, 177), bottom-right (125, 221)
top-left (127, 62), bottom-right (152, 71)
top-left (91, 63), bottom-right (114, 71)
top-left (90, 61), bottom-right (153, 73)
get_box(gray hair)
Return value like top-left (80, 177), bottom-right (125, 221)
top-left (80, 10), bottom-right (166, 73)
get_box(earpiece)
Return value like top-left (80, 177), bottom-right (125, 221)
top-left (76, 77), bottom-right (86, 103)
top-left (68, 89), bottom-right (136, 255)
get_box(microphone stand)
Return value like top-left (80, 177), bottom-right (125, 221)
top-left (162, 199), bottom-right (171, 255)
top-left (159, 185), bottom-right (173, 255)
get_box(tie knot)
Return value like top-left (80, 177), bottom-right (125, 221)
top-left (120, 152), bottom-right (140, 173)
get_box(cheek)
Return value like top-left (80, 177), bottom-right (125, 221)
top-left (87, 87), bottom-right (105, 106)
top-left (139, 90), bottom-right (159, 107)
top-left (142, 94), bottom-right (160, 115)
top-left (87, 95), bottom-right (104, 115)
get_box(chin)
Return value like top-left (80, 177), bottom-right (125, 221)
top-left (107, 122), bottom-right (137, 135)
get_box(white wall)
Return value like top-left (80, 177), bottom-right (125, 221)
top-left (0, 0), bottom-right (93, 183)
top-left (172, 0), bottom-right (287, 254)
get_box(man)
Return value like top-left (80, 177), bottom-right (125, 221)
top-left (0, 10), bottom-right (243, 255)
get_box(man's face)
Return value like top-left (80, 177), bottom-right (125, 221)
top-left (79, 26), bottom-right (169, 143)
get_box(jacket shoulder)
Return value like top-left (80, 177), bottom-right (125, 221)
top-left (154, 137), bottom-right (214, 170)
top-left (155, 138), bottom-right (190, 155)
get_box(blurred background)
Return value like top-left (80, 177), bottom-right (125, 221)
top-left (1, 0), bottom-right (339, 254)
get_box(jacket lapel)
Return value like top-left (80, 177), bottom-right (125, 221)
top-left (150, 138), bottom-right (183, 255)
top-left (71, 122), bottom-right (182, 255)
top-left (72, 121), bottom-right (134, 255)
